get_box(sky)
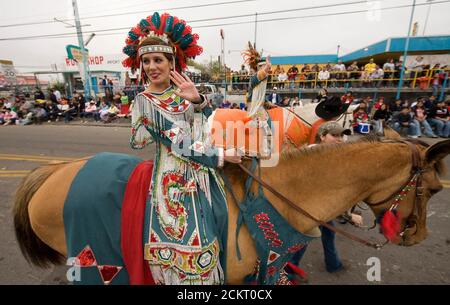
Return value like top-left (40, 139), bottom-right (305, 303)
top-left (1, 0), bottom-right (449, 75)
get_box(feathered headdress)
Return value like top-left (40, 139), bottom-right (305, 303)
top-left (242, 41), bottom-right (262, 71)
top-left (122, 12), bottom-right (203, 73)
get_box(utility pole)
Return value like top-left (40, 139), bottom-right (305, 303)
top-left (422, 0), bottom-right (434, 36)
top-left (72, 0), bottom-right (92, 99)
top-left (254, 12), bottom-right (258, 49)
top-left (396, 0), bottom-right (416, 100)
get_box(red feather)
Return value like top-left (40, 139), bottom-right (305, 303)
top-left (159, 13), bottom-right (169, 35)
top-left (285, 262), bottom-right (307, 285)
top-left (182, 25), bottom-right (191, 36)
top-left (380, 210), bottom-right (402, 242)
top-left (122, 57), bottom-right (134, 68)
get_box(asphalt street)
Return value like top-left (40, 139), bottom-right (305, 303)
top-left (0, 124), bottom-right (449, 285)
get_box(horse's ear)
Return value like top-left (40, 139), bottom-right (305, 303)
top-left (383, 126), bottom-right (401, 140)
top-left (425, 139), bottom-right (450, 164)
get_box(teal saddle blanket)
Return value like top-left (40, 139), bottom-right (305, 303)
top-left (63, 152), bottom-right (142, 285)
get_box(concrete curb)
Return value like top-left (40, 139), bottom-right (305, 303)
top-left (35, 120), bottom-right (131, 128)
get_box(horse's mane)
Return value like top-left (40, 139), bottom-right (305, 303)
top-left (280, 136), bottom-right (446, 177)
top-left (280, 134), bottom-right (381, 161)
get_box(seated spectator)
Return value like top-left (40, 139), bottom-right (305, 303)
top-left (57, 98), bottom-right (77, 123)
top-left (291, 96), bottom-right (303, 108)
top-left (33, 104), bottom-right (47, 125)
top-left (34, 87), bottom-right (45, 101)
top-left (314, 88), bottom-right (328, 103)
top-left (220, 100), bottom-right (231, 108)
top-left (103, 103), bottom-right (120, 123)
top-left (80, 100), bottom-right (100, 122)
top-left (2, 108), bottom-right (18, 126)
top-left (44, 101), bottom-right (58, 122)
top-left (390, 99), bottom-right (403, 117)
top-left (393, 106), bottom-right (420, 138)
top-left (230, 103), bottom-right (240, 109)
top-left (74, 92), bottom-right (86, 115)
top-left (412, 100), bottom-right (437, 138)
top-left (280, 97), bottom-right (290, 107)
top-left (98, 101), bottom-right (110, 121)
top-left (424, 95), bottom-right (437, 111)
top-left (0, 109), bottom-right (5, 125)
top-left (427, 100), bottom-right (450, 138)
top-left (266, 87), bottom-right (282, 105)
top-left (352, 102), bottom-right (370, 134)
top-left (372, 103), bottom-right (390, 135)
top-left (373, 96), bottom-right (386, 110)
top-left (341, 91), bottom-right (354, 105)
top-left (19, 112), bottom-right (34, 126)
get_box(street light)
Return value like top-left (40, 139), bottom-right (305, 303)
top-left (85, 33), bottom-right (96, 46)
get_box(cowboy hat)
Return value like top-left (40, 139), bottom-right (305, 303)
top-left (315, 96), bottom-right (350, 120)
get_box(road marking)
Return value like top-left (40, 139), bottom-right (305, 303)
top-left (0, 153), bottom-right (74, 161)
top-left (0, 153), bottom-right (77, 163)
top-left (0, 154), bottom-right (78, 177)
top-left (0, 157), bottom-right (69, 163)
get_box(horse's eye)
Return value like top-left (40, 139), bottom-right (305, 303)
top-left (429, 186), bottom-right (443, 195)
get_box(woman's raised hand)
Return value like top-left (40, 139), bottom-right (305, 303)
top-left (170, 71), bottom-right (202, 102)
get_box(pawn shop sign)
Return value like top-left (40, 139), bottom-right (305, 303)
top-left (66, 44), bottom-right (89, 62)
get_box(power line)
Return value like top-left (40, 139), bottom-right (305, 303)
top-left (0, 1), bottom-right (373, 41)
top-left (0, 0), bottom-right (128, 23)
top-left (1, 0), bottom-right (449, 41)
top-left (0, 0), bottom-right (258, 28)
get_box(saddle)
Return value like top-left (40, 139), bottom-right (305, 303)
top-left (210, 108), bottom-right (311, 157)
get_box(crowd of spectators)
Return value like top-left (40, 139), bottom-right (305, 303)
top-left (0, 87), bottom-right (132, 127)
top-left (347, 93), bottom-right (450, 138)
top-left (229, 56), bottom-right (448, 93)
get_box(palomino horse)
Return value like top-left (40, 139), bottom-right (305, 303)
top-left (13, 135), bottom-right (450, 284)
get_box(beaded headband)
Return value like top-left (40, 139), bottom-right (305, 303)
top-left (138, 45), bottom-right (174, 56)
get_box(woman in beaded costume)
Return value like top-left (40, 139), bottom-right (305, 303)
top-left (123, 12), bottom-right (241, 284)
top-left (242, 42), bottom-right (273, 157)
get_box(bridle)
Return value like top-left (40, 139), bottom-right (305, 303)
top-left (236, 139), bottom-right (429, 249)
top-left (363, 140), bottom-right (430, 240)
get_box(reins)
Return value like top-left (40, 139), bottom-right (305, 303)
top-left (234, 139), bottom-right (427, 250)
top-left (237, 162), bottom-right (388, 249)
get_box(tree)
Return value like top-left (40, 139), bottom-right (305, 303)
top-left (188, 59), bottom-right (222, 82)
